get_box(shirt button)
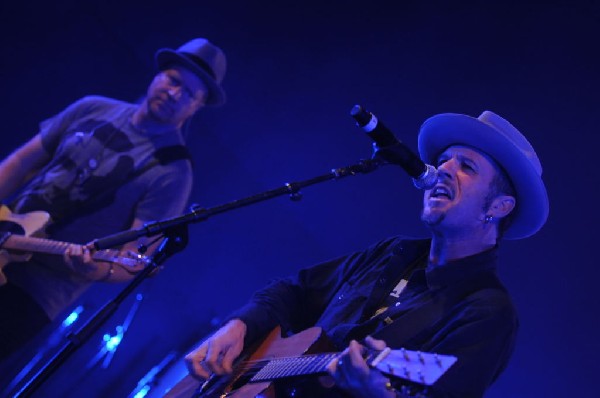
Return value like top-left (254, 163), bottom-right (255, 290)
top-left (338, 294), bottom-right (344, 300)
top-left (379, 277), bottom-right (387, 285)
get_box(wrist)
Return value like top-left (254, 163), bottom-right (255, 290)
top-left (97, 263), bottom-right (115, 281)
top-left (228, 319), bottom-right (247, 335)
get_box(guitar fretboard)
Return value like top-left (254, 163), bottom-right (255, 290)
top-left (2, 234), bottom-right (145, 268)
top-left (5, 234), bottom-right (68, 255)
top-left (250, 353), bottom-right (338, 382)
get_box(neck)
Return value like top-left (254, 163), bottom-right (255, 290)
top-left (429, 231), bottom-right (496, 266)
top-left (131, 102), bottom-right (182, 135)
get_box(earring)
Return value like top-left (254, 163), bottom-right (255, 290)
top-left (484, 215), bottom-right (494, 224)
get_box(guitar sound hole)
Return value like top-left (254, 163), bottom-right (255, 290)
top-left (229, 370), bottom-right (255, 391)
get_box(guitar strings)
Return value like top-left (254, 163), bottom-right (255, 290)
top-left (231, 352), bottom-right (339, 378)
top-left (230, 349), bottom-right (386, 380)
top-left (239, 352), bottom-right (338, 366)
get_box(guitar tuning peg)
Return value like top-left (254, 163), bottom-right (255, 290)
top-left (434, 353), bottom-right (442, 367)
top-left (417, 351), bottom-right (425, 364)
top-left (401, 348), bottom-right (410, 361)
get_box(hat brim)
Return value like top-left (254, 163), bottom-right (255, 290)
top-left (155, 49), bottom-right (226, 106)
top-left (418, 114), bottom-right (549, 240)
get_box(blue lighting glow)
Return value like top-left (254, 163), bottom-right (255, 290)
top-left (132, 385), bottom-right (150, 398)
top-left (103, 326), bottom-right (124, 352)
top-left (61, 305), bottom-right (84, 328)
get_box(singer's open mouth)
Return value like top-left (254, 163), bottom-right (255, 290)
top-left (430, 185), bottom-right (453, 200)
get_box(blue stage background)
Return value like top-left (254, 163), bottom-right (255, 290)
top-left (0, 1), bottom-right (597, 397)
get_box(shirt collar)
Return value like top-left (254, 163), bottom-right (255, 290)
top-left (423, 246), bottom-right (499, 290)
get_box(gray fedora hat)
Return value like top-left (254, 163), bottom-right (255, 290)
top-left (155, 38), bottom-right (226, 106)
top-left (418, 111), bottom-right (549, 240)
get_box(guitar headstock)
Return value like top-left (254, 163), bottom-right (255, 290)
top-left (370, 347), bottom-right (457, 386)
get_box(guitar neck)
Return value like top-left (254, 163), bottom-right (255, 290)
top-left (3, 234), bottom-right (121, 263)
top-left (1, 234), bottom-right (148, 272)
top-left (248, 352), bottom-right (338, 383)
top-left (4, 234), bottom-right (70, 255)
top-left (248, 347), bottom-right (456, 386)
top-left (0, 206), bottom-right (148, 274)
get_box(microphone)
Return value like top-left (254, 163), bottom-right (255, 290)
top-left (350, 105), bottom-right (438, 190)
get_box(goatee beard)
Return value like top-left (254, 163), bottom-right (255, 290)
top-left (421, 210), bottom-right (445, 227)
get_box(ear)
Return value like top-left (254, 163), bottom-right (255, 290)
top-left (191, 95), bottom-right (207, 113)
top-left (488, 195), bottom-right (516, 219)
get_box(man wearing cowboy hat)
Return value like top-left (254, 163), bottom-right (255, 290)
top-left (182, 111), bottom-right (548, 397)
top-left (0, 38), bottom-right (227, 361)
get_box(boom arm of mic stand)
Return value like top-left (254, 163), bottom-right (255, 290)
top-left (15, 159), bottom-right (381, 396)
top-left (92, 158), bottom-right (381, 251)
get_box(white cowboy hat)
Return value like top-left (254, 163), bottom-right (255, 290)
top-left (418, 110), bottom-right (549, 239)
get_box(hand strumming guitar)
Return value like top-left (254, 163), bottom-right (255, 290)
top-left (184, 319), bottom-right (247, 379)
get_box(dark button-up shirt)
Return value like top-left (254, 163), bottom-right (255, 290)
top-left (229, 236), bottom-right (518, 397)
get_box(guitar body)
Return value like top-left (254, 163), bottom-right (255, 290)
top-left (165, 327), bottom-right (329, 398)
top-left (163, 326), bottom-right (456, 398)
top-left (0, 204), bottom-right (52, 284)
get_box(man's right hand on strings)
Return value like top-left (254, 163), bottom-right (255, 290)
top-left (184, 318), bottom-right (247, 379)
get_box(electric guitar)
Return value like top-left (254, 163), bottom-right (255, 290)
top-left (164, 326), bottom-right (457, 398)
top-left (0, 204), bottom-right (149, 285)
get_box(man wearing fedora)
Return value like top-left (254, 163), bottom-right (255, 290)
top-left (182, 111), bottom-right (548, 397)
top-left (0, 38), bottom-right (227, 360)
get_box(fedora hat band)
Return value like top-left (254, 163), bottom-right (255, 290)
top-left (179, 51), bottom-right (217, 80)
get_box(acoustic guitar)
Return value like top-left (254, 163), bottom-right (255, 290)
top-left (0, 204), bottom-right (148, 284)
top-left (164, 326), bottom-right (456, 398)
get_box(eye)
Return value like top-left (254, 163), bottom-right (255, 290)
top-left (461, 161), bottom-right (476, 173)
top-left (164, 73), bottom-right (181, 87)
top-left (183, 87), bottom-right (195, 99)
top-left (436, 157), bottom-right (449, 167)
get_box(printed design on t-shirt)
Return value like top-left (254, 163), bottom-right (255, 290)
top-left (14, 120), bottom-right (137, 221)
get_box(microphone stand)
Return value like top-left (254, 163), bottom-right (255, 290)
top-left (14, 225), bottom-right (189, 398)
top-left (92, 158), bottom-right (380, 251)
top-left (14, 158), bottom-right (381, 397)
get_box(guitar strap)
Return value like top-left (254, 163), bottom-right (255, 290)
top-left (122, 144), bottom-right (193, 187)
top-left (371, 272), bottom-right (504, 346)
top-left (151, 144), bottom-right (194, 168)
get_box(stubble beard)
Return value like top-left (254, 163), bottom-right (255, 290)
top-left (148, 95), bottom-right (178, 122)
top-left (421, 208), bottom-right (445, 228)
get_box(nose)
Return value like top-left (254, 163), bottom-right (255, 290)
top-left (437, 159), bottom-right (457, 181)
top-left (167, 87), bottom-right (182, 101)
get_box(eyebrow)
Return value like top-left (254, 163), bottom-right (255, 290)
top-left (438, 151), bottom-right (480, 168)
